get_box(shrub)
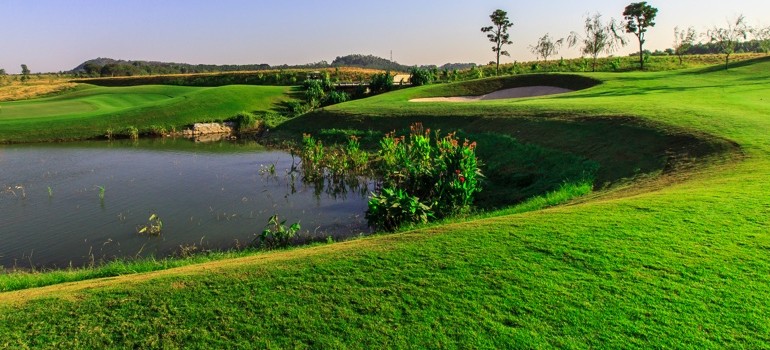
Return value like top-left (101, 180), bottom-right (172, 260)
top-left (369, 71), bottom-right (394, 93)
top-left (610, 58), bottom-right (622, 71)
top-left (286, 100), bottom-right (311, 117)
top-left (409, 67), bottom-right (434, 86)
top-left (326, 90), bottom-right (350, 105)
top-left (232, 112), bottom-right (261, 132)
top-left (303, 79), bottom-right (326, 106)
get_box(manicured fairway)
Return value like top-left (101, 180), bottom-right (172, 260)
top-left (1, 58), bottom-right (770, 348)
top-left (0, 85), bottom-right (291, 142)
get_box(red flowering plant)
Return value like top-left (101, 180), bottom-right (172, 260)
top-left (367, 123), bottom-right (482, 231)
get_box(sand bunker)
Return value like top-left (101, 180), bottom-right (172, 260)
top-left (409, 86), bottom-right (573, 103)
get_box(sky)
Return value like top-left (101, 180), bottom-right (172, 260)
top-left (1, 0), bottom-right (768, 73)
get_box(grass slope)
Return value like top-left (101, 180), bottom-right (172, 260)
top-left (0, 84), bottom-right (291, 143)
top-left (2, 59), bottom-right (770, 348)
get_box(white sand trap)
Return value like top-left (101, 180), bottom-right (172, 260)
top-left (410, 86), bottom-right (573, 103)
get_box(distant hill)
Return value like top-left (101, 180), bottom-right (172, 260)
top-left (330, 54), bottom-right (476, 72)
top-left (71, 55), bottom-right (478, 78)
top-left (331, 54), bottom-right (409, 71)
top-left (71, 58), bottom-right (273, 77)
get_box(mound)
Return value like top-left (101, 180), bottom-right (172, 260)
top-left (409, 86), bottom-right (573, 102)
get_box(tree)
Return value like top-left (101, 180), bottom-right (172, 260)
top-left (568, 13), bottom-right (627, 72)
top-left (20, 64), bottom-right (31, 83)
top-left (673, 26), bottom-right (698, 65)
top-left (529, 33), bottom-right (564, 62)
top-left (706, 15), bottom-right (749, 70)
top-left (623, 2), bottom-right (659, 70)
top-left (82, 62), bottom-right (102, 77)
top-left (752, 25), bottom-right (770, 55)
top-left (481, 9), bottom-right (514, 76)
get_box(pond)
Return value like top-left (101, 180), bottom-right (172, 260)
top-left (0, 139), bottom-right (372, 269)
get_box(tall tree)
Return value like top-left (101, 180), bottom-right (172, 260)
top-left (481, 9), bottom-right (514, 76)
top-left (673, 26), bottom-right (698, 65)
top-left (529, 33), bottom-right (564, 62)
top-left (706, 15), bottom-right (749, 70)
top-left (623, 2), bottom-right (659, 70)
top-left (568, 13), bottom-right (627, 72)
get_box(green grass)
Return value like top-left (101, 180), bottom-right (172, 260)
top-left (2, 58), bottom-right (770, 348)
top-left (0, 84), bottom-right (292, 143)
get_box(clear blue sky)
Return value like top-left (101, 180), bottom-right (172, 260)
top-left (1, 0), bottom-right (767, 73)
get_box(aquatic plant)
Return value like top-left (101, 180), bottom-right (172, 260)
top-left (366, 188), bottom-right (433, 232)
top-left (368, 123), bottom-right (483, 231)
top-left (254, 214), bottom-right (301, 249)
top-left (137, 213), bottom-right (163, 236)
top-left (124, 126), bottom-right (139, 140)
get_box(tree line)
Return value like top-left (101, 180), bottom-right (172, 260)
top-left (483, 2), bottom-right (770, 73)
top-left (68, 55), bottom-right (477, 79)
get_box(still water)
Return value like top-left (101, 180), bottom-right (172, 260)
top-left (0, 139), bottom-right (371, 268)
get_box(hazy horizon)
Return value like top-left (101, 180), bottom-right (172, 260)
top-left (1, 0), bottom-right (768, 74)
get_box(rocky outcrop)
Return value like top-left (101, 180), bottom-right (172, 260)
top-left (179, 122), bottom-right (237, 142)
top-left (181, 122), bottom-right (236, 137)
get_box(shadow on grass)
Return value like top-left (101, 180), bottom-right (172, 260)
top-left (277, 111), bottom-right (740, 191)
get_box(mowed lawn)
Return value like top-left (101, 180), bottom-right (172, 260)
top-left (0, 84), bottom-right (292, 142)
top-left (1, 58), bottom-right (770, 348)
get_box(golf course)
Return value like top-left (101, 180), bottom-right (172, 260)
top-left (0, 54), bottom-right (768, 348)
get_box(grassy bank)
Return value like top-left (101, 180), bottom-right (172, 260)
top-left (1, 58), bottom-right (770, 347)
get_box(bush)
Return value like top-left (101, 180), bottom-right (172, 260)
top-left (303, 79), bottom-right (326, 106)
top-left (232, 112), bottom-right (261, 132)
top-left (409, 67), bottom-right (434, 86)
top-left (326, 90), bottom-right (350, 105)
top-left (369, 71), bottom-right (394, 93)
top-left (285, 100), bottom-right (311, 117)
